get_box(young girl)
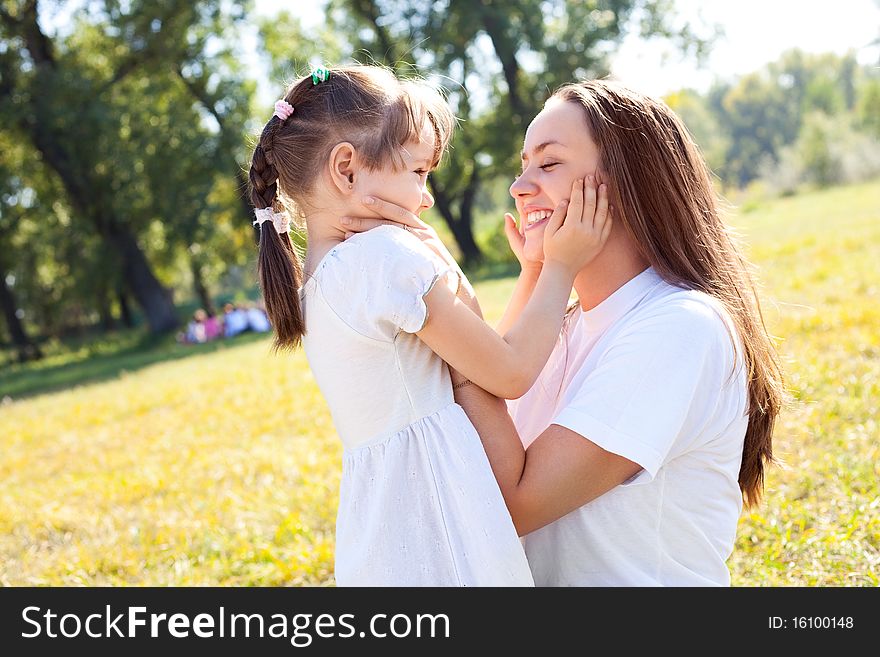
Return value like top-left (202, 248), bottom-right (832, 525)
top-left (248, 65), bottom-right (611, 586)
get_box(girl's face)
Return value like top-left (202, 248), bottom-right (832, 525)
top-left (354, 121), bottom-right (436, 216)
top-left (510, 99), bottom-right (602, 263)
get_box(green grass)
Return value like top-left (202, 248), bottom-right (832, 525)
top-left (0, 329), bottom-right (270, 401)
top-left (1, 179), bottom-right (878, 585)
top-left (723, 181), bottom-right (880, 585)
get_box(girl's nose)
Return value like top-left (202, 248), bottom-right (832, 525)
top-left (421, 189), bottom-right (435, 211)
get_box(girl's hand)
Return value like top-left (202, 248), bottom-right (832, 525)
top-left (542, 176), bottom-right (612, 274)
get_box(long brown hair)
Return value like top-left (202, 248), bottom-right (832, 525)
top-left (555, 79), bottom-right (785, 507)
top-left (248, 65), bottom-right (454, 351)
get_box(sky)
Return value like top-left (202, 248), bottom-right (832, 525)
top-left (255, 0), bottom-right (880, 98)
top-left (609, 0), bottom-right (880, 96)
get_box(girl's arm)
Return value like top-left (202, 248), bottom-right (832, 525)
top-left (417, 259), bottom-right (575, 398)
top-left (416, 178), bottom-right (610, 399)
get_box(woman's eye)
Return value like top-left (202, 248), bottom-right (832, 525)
top-left (539, 162), bottom-right (559, 171)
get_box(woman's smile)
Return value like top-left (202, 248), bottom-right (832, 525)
top-left (524, 208), bottom-right (553, 231)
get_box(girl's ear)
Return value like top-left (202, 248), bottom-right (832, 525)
top-left (328, 142), bottom-right (357, 196)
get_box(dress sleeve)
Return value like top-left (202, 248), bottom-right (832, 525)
top-left (317, 225), bottom-right (451, 341)
top-left (552, 298), bottom-right (743, 483)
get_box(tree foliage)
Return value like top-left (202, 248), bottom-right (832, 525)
top-left (0, 0), bottom-right (256, 350)
top-left (692, 50), bottom-right (878, 189)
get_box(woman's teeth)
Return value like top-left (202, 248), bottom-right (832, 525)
top-left (526, 210), bottom-right (552, 227)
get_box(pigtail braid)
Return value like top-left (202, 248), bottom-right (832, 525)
top-left (249, 123), bottom-right (305, 351)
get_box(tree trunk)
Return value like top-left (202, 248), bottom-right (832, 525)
top-left (107, 224), bottom-right (178, 333)
top-left (351, 0), bottom-right (400, 67)
top-left (190, 256), bottom-right (216, 316)
top-left (478, 7), bottom-right (527, 123)
top-left (446, 211), bottom-right (482, 268)
top-left (10, 11), bottom-right (179, 337)
top-left (175, 68), bottom-right (258, 242)
top-left (0, 271), bottom-right (43, 362)
top-left (430, 171), bottom-right (483, 268)
top-left (96, 281), bottom-right (116, 332)
top-left (117, 285), bottom-right (134, 328)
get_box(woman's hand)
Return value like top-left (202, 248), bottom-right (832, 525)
top-left (341, 196), bottom-right (457, 269)
top-left (340, 196), bottom-right (482, 316)
top-left (542, 175), bottom-right (611, 274)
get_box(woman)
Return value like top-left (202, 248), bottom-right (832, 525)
top-left (342, 79), bottom-right (784, 586)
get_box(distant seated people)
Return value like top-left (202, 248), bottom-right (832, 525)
top-left (245, 301), bottom-right (271, 333)
top-left (203, 311), bottom-right (223, 341)
top-left (177, 309), bottom-right (208, 344)
top-left (222, 302), bottom-right (250, 338)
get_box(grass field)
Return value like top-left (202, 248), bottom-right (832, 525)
top-left (1, 180), bottom-right (878, 586)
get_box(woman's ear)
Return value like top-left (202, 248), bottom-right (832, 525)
top-left (328, 142), bottom-right (357, 195)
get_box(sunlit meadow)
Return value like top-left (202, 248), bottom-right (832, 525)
top-left (1, 180), bottom-right (877, 586)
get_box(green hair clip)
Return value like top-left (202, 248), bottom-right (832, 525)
top-left (311, 67), bottom-right (331, 85)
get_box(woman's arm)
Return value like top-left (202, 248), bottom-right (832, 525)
top-left (453, 294), bottom-right (730, 535)
top-left (451, 376), bottom-right (641, 535)
top-left (495, 212), bottom-right (543, 335)
top-left (495, 264), bottom-right (541, 335)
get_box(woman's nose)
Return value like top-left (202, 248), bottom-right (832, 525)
top-left (509, 171), bottom-right (535, 199)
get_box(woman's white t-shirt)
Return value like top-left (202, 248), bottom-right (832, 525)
top-left (508, 267), bottom-right (749, 586)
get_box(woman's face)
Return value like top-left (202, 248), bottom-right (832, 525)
top-left (354, 121), bottom-right (436, 216)
top-left (510, 98), bottom-right (602, 262)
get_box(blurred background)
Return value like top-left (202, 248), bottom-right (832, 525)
top-left (1, 0), bottom-right (878, 586)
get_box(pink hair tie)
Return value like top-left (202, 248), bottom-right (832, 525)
top-left (253, 207), bottom-right (290, 234)
top-left (273, 100), bottom-right (294, 121)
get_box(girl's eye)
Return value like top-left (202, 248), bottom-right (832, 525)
top-left (539, 162), bottom-right (559, 171)
top-left (414, 169), bottom-right (428, 176)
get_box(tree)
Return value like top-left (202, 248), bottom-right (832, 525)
top-left (0, 0), bottom-right (255, 335)
top-left (708, 50), bottom-right (865, 187)
top-left (0, 1), bottom-right (174, 332)
top-left (0, 167), bottom-right (43, 361)
top-left (857, 78), bottom-right (880, 138)
top-left (664, 88), bottom-right (728, 175)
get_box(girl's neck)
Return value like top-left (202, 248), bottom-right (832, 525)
top-left (303, 208), bottom-right (347, 277)
top-left (573, 234), bottom-right (650, 311)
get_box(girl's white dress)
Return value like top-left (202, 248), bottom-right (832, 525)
top-left (301, 225), bottom-right (533, 586)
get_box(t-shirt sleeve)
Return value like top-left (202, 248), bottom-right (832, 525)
top-left (553, 299), bottom-right (734, 482)
top-left (318, 225), bottom-right (450, 341)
